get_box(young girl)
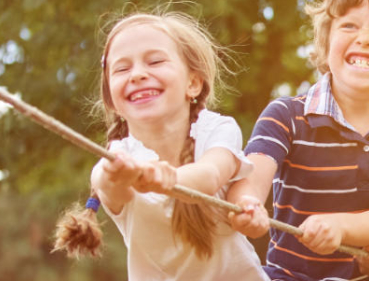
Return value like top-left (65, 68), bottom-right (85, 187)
top-left (53, 11), bottom-right (270, 281)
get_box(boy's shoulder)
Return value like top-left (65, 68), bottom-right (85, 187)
top-left (265, 93), bottom-right (307, 116)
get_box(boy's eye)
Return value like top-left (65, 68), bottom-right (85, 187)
top-left (341, 22), bottom-right (357, 29)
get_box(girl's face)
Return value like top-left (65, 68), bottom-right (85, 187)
top-left (328, 1), bottom-right (369, 99)
top-left (106, 24), bottom-right (201, 127)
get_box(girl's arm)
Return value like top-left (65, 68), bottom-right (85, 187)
top-left (176, 147), bottom-right (241, 196)
top-left (227, 154), bottom-right (277, 238)
top-left (298, 211), bottom-right (369, 255)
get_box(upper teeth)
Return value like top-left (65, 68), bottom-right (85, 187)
top-left (349, 58), bottom-right (369, 68)
top-left (130, 90), bottom-right (160, 101)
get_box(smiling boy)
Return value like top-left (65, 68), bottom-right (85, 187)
top-left (228, 0), bottom-right (369, 280)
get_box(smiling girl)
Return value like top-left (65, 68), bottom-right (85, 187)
top-left (53, 11), bottom-right (269, 281)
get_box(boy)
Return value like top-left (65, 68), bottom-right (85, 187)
top-left (228, 0), bottom-right (369, 280)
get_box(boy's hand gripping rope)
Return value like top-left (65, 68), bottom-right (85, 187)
top-left (0, 87), bottom-right (367, 258)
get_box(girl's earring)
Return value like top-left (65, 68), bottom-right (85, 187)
top-left (120, 117), bottom-right (125, 123)
top-left (190, 97), bottom-right (198, 104)
top-left (101, 55), bottom-right (106, 68)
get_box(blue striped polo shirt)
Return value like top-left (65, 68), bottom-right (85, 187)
top-left (245, 73), bottom-right (369, 281)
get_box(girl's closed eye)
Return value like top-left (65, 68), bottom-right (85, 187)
top-left (114, 65), bottom-right (130, 74)
top-left (149, 59), bottom-right (165, 66)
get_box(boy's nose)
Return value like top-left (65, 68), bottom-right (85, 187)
top-left (357, 28), bottom-right (369, 47)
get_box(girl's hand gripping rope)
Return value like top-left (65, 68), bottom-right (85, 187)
top-left (92, 147), bottom-right (177, 215)
top-left (92, 149), bottom-right (141, 215)
top-left (228, 195), bottom-right (269, 239)
top-left (133, 160), bottom-right (176, 195)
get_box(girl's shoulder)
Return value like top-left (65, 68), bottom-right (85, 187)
top-left (109, 135), bottom-right (159, 162)
top-left (191, 109), bottom-right (238, 138)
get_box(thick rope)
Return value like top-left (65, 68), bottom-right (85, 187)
top-left (0, 87), bottom-right (367, 258)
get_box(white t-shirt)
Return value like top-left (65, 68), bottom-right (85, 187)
top-left (97, 109), bottom-right (270, 281)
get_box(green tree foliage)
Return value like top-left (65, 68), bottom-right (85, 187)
top-left (0, 0), bottom-right (314, 279)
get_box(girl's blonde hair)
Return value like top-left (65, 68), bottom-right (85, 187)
top-left (54, 10), bottom-right (234, 259)
top-left (305, 0), bottom-right (365, 74)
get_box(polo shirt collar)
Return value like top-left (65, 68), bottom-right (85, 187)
top-left (304, 72), bottom-right (355, 131)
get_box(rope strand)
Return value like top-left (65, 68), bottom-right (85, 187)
top-left (0, 87), bottom-right (367, 258)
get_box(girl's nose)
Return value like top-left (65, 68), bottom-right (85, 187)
top-left (129, 65), bottom-right (148, 83)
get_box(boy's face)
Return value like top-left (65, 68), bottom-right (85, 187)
top-left (328, 1), bottom-right (369, 97)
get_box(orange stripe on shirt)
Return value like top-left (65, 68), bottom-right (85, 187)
top-left (284, 159), bottom-right (358, 171)
top-left (280, 267), bottom-right (294, 277)
top-left (274, 202), bottom-right (326, 215)
top-left (257, 117), bottom-right (290, 133)
top-left (292, 95), bottom-right (306, 101)
top-left (270, 240), bottom-right (354, 263)
top-left (295, 116), bottom-right (309, 125)
top-left (274, 202), bottom-right (369, 216)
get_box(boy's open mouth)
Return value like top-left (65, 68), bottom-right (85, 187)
top-left (348, 56), bottom-right (369, 69)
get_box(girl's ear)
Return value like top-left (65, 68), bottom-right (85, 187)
top-left (186, 73), bottom-right (203, 100)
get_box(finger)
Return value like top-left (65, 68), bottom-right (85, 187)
top-left (134, 164), bottom-right (154, 192)
top-left (252, 205), bottom-right (270, 229)
top-left (230, 213), bottom-right (253, 230)
top-left (102, 153), bottom-right (135, 173)
top-left (163, 164), bottom-right (176, 190)
top-left (243, 204), bottom-right (256, 214)
top-left (157, 162), bottom-right (169, 189)
top-left (313, 242), bottom-right (337, 255)
top-left (300, 223), bottom-right (328, 250)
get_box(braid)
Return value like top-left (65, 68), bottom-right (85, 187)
top-left (53, 188), bottom-right (103, 258)
top-left (53, 114), bottom-right (128, 258)
top-left (106, 113), bottom-right (129, 143)
top-left (179, 85), bottom-right (208, 164)
top-left (172, 98), bottom-right (218, 259)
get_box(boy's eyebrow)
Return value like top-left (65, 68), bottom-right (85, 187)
top-left (336, 13), bottom-right (359, 21)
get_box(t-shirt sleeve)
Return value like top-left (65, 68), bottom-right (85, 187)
top-left (191, 110), bottom-right (253, 180)
top-left (245, 98), bottom-right (293, 166)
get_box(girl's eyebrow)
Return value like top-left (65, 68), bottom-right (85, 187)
top-left (109, 49), bottom-right (169, 68)
top-left (144, 49), bottom-right (169, 57)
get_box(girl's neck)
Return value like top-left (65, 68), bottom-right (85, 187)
top-left (129, 118), bottom-right (190, 166)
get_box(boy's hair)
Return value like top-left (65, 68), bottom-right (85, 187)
top-left (305, 0), bottom-right (365, 73)
top-left (54, 10), bottom-right (233, 259)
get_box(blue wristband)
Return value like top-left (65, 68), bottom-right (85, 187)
top-left (85, 197), bottom-right (100, 212)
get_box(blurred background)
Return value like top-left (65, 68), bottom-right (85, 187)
top-left (0, 0), bottom-right (317, 280)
